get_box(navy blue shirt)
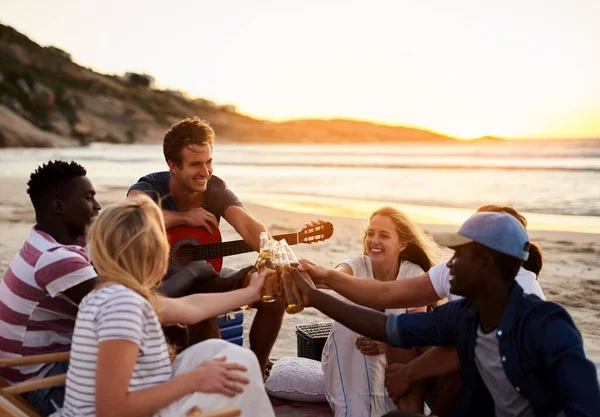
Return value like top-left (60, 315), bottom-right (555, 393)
top-left (128, 171), bottom-right (242, 223)
top-left (386, 283), bottom-right (600, 417)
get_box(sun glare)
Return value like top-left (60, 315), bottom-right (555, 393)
top-left (1, 0), bottom-right (598, 139)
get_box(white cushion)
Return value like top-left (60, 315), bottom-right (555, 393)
top-left (265, 357), bottom-right (327, 403)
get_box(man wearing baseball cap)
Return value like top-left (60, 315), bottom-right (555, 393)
top-left (289, 212), bottom-right (600, 417)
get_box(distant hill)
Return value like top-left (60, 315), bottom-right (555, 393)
top-left (471, 135), bottom-right (506, 143)
top-left (0, 23), bottom-right (461, 147)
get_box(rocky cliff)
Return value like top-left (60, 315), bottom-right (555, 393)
top-left (0, 24), bottom-right (458, 147)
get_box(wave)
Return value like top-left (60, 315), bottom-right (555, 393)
top-left (247, 190), bottom-right (600, 217)
top-left (7, 154), bottom-right (599, 172)
top-left (218, 161), bottom-right (600, 173)
top-left (253, 148), bottom-right (600, 160)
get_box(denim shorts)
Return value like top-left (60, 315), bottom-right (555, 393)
top-left (24, 360), bottom-right (69, 417)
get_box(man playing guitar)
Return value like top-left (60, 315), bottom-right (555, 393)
top-left (127, 117), bottom-right (284, 374)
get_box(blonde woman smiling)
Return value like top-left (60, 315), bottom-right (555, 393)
top-left (319, 207), bottom-right (440, 416)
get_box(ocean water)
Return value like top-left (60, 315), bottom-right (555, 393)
top-left (1, 140), bottom-right (599, 232)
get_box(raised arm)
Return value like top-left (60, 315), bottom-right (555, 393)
top-left (299, 259), bottom-right (441, 310)
top-left (302, 281), bottom-right (389, 343)
top-left (158, 270), bottom-right (267, 325)
top-left (290, 267), bottom-right (457, 348)
top-left (223, 205), bottom-right (268, 252)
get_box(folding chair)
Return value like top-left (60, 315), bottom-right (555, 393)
top-left (0, 352), bottom-right (241, 417)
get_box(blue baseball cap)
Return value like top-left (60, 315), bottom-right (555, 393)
top-left (434, 212), bottom-right (530, 261)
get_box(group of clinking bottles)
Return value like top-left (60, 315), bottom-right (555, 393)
top-left (242, 232), bottom-right (316, 313)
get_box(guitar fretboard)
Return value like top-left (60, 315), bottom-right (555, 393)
top-left (186, 232), bottom-right (299, 261)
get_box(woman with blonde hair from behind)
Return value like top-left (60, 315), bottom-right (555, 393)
top-left (54, 195), bottom-right (275, 417)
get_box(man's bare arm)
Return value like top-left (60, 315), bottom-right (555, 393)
top-left (223, 205), bottom-right (268, 252)
top-left (308, 286), bottom-right (389, 343)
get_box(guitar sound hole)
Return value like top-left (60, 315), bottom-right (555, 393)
top-left (170, 238), bottom-right (200, 268)
top-left (176, 244), bottom-right (197, 266)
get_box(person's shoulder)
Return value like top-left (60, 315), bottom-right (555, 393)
top-left (519, 294), bottom-right (575, 330)
top-left (128, 171), bottom-right (171, 202)
top-left (515, 267), bottom-right (545, 299)
top-left (130, 171), bottom-right (170, 188)
top-left (207, 174), bottom-right (235, 194)
top-left (89, 284), bottom-right (150, 311)
top-left (399, 260), bottom-right (425, 278)
top-left (36, 243), bottom-right (90, 270)
top-left (519, 296), bottom-right (585, 351)
top-left (6, 228), bottom-right (55, 271)
top-left (521, 294), bottom-right (568, 316)
top-left (340, 255), bottom-right (370, 275)
top-left (142, 171), bottom-right (170, 181)
top-left (427, 261), bottom-right (454, 299)
top-left (428, 262), bottom-right (449, 280)
top-left (209, 174), bottom-right (226, 186)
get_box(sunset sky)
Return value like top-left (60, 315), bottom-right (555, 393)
top-left (1, 0), bottom-right (598, 140)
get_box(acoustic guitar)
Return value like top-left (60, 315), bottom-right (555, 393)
top-left (167, 221), bottom-right (334, 272)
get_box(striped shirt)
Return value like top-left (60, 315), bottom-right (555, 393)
top-left (59, 284), bottom-right (172, 417)
top-left (0, 228), bottom-right (96, 384)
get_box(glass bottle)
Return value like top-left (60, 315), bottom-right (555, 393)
top-left (258, 239), bottom-right (277, 302)
top-left (280, 239), bottom-right (317, 291)
top-left (278, 240), bottom-right (305, 314)
top-left (241, 232), bottom-right (274, 310)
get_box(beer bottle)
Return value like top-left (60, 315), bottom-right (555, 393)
top-left (254, 232), bottom-right (270, 272)
top-left (278, 240), bottom-right (304, 314)
top-left (259, 239), bottom-right (278, 302)
top-left (241, 232), bottom-right (275, 310)
top-left (280, 239), bottom-right (317, 291)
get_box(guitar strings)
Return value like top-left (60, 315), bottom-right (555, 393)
top-left (171, 223), bottom-right (332, 263)
top-left (173, 233), bottom-right (331, 258)
top-left (172, 233), bottom-right (329, 262)
top-left (173, 234), bottom-right (296, 262)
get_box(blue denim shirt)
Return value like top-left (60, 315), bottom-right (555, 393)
top-left (386, 283), bottom-right (600, 417)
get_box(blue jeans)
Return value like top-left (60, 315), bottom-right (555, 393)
top-left (24, 361), bottom-right (69, 416)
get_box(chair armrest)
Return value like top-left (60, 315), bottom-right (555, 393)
top-left (0, 352), bottom-right (70, 368)
top-left (1, 374), bottom-right (66, 395)
top-left (186, 405), bottom-right (241, 417)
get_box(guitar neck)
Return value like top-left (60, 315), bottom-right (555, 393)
top-left (194, 232), bottom-right (300, 261)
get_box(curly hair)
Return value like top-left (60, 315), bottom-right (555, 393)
top-left (163, 117), bottom-right (215, 166)
top-left (27, 160), bottom-right (87, 212)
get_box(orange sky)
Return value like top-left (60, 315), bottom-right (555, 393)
top-left (1, 0), bottom-right (599, 139)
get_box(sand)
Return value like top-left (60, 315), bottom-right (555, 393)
top-left (1, 176), bottom-right (599, 379)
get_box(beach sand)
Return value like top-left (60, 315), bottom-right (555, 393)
top-left (1, 177), bottom-right (599, 379)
